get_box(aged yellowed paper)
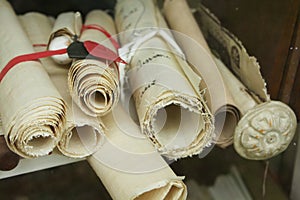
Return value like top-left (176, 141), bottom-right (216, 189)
top-left (68, 10), bottom-right (120, 117)
top-left (115, 0), bottom-right (214, 159)
top-left (88, 104), bottom-right (187, 200)
top-left (20, 12), bottom-right (105, 158)
top-left (0, 0), bottom-right (66, 158)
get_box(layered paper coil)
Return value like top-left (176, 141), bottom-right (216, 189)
top-left (115, 0), bottom-right (214, 159)
top-left (68, 10), bottom-right (120, 117)
top-left (164, 0), bottom-right (297, 160)
top-left (87, 104), bottom-right (187, 200)
top-left (0, 0), bottom-right (66, 158)
top-left (19, 12), bottom-right (105, 158)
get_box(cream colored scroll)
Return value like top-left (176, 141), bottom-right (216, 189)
top-left (164, 0), bottom-right (297, 160)
top-left (164, 0), bottom-right (241, 148)
top-left (19, 12), bottom-right (105, 158)
top-left (196, 3), bottom-right (297, 160)
top-left (214, 58), bottom-right (297, 160)
top-left (48, 12), bottom-right (82, 64)
top-left (0, 0), bottom-right (66, 158)
top-left (87, 104), bottom-right (187, 200)
top-left (115, 0), bottom-right (214, 159)
top-left (68, 10), bottom-right (120, 117)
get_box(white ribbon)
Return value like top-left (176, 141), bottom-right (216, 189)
top-left (118, 28), bottom-right (186, 64)
top-left (118, 28), bottom-right (187, 105)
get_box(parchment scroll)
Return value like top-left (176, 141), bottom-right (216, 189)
top-left (19, 12), bottom-right (105, 158)
top-left (0, 0), bottom-right (66, 158)
top-left (164, 0), bottom-right (242, 147)
top-left (88, 104), bottom-right (187, 200)
top-left (68, 10), bottom-right (120, 117)
top-left (164, 0), bottom-right (297, 160)
top-left (115, 0), bottom-right (214, 159)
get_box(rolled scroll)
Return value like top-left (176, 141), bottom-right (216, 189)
top-left (19, 12), bottom-right (105, 158)
top-left (164, 0), bottom-right (297, 160)
top-left (163, 0), bottom-right (241, 148)
top-left (214, 58), bottom-right (297, 160)
top-left (68, 10), bottom-right (120, 117)
top-left (115, 0), bottom-right (214, 159)
top-left (87, 104), bottom-right (187, 200)
top-left (48, 12), bottom-right (82, 65)
top-left (0, 0), bottom-right (66, 158)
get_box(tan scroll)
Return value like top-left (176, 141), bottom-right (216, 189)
top-left (19, 12), bottom-right (105, 158)
top-left (213, 57), bottom-right (297, 160)
top-left (164, 0), bottom-right (241, 148)
top-left (0, 0), bottom-right (66, 158)
top-left (87, 104), bottom-right (187, 200)
top-left (115, 0), bottom-right (214, 159)
top-left (68, 10), bottom-right (120, 117)
top-left (166, 1), bottom-right (297, 160)
top-left (48, 11), bottom-right (82, 64)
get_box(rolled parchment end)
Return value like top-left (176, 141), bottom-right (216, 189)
top-left (142, 95), bottom-right (213, 159)
top-left (68, 10), bottom-right (120, 117)
top-left (48, 11), bottom-right (82, 65)
top-left (234, 101), bottom-right (297, 160)
top-left (212, 57), bottom-right (257, 147)
top-left (163, 0), bottom-right (240, 148)
top-left (87, 104), bottom-right (187, 200)
top-left (214, 105), bottom-right (240, 148)
top-left (6, 98), bottom-right (65, 158)
top-left (57, 121), bottom-right (104, 158)
top-left (0, 1), bottom-right (66, 158)
top-left (69, 59), bottom-right (119, 117)
top-left (19, 12), bottom-right (105, 158)
top-left (133, 180), bottom-right (187, 200)
top-left (88, 155), bottom-right (187, 200)
top-left (115, 0), bottom-right (214, 159)
top-left (0, 135), bottom-right (20, 171)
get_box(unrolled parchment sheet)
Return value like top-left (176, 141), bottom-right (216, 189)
top-left (179, 1), bottom-right (297, 160)
top-left (115, 0), bottom-right (214, 159)
top-left (68, 10), bottom-right (120, 117)
top-left (19, 12), bottom-right (105, 158)
top-left (192, 2), bottom-right (269, 102)
top-left (48, 11), bottom-right (82, 64)
top-left (87, 103), bottom-right (187, 200)
top-left (0, 0), bottom-right (66, 158)
top-left (164, 0), bottom-right (243, 147)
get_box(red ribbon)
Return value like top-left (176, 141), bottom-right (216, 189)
top-left (81, 24), bottom-right (120, 51)
top-left (0, 25), bottom-right (124, 83)
top-left (81, 24), bottom-right (125, 77)
top-left (84, 40), bottom-right (126, 64)
top-left (0, 48), bottom-right (67, 82)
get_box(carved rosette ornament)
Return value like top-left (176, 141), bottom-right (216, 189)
top-left (234, 101), bottom-right (297, 160)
